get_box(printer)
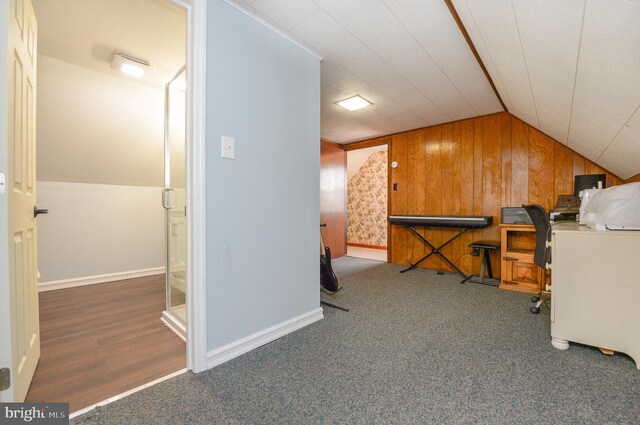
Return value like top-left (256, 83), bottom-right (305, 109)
top-left (549, 195), bottom-right (580, 222)
top-left (550, 174), bottom-right (607, 222)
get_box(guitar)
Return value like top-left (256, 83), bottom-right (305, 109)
top-left (320, 224), bottom-right (340, 293)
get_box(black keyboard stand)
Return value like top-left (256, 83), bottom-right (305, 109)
top-left (399, 226), bottom-right (470, 280)
top-left (320, 300), bottom-right (349, 312)
top-left (320, 287), bottom-right (349, 312)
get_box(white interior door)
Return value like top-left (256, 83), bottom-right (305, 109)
top-left (0, 0), bottom-right (40, 402)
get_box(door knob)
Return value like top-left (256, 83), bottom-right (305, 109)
top-left (34, 206), bottom-right (49, 217)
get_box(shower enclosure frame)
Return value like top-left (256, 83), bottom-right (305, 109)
top-left (161, 66), bottom-right (188, 341)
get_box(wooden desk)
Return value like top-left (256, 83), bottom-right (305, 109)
top-left (499, 224), bottom-right (545, 294)
top-left (550, 222), bottom-right (640, 368)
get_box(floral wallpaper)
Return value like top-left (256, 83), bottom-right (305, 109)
top-left (348, 150), bottom-right (388, 247)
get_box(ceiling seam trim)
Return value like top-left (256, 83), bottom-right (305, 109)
top-left (595, 103), bottom-right (640, 163)
top-left (222, 0), bottom-right (324, 61)
top-left (308, 0), bottom-right (453, 122)
top-left (381, 0), bottom-right (480, 116)
top-left (510, 0), bottom-right (541, 130)
top-left (445, 0), bottom-right (511, 112)
top-left (339, 111), bottom-right (505, 145)
top-left (462, 0), bottom-right (513, 110)
top-left (564, 0), bottom-right (588, 148)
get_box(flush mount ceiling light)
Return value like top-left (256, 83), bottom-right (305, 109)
top-left (110, 53), bottom-right (151, 79)
top-left (336, 95), bottom-right (372, 111)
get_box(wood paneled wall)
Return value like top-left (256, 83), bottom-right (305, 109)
top-left (320, 140), bottom-right (347, 258)
top-left (625, 173), bottom-right (640, 184)
top-left (363, 112), bottom-right (623, 276)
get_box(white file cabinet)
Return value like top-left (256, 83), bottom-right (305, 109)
top-left (550, 222), bottom-right (640, 369)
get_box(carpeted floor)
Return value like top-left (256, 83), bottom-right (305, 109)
top-left (73, 257), bottom-right (640, 424)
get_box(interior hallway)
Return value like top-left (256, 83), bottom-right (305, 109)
top-left (25, 275), bottom-right (185, 412)
top-left (346, 245), bottom-right (387, 262)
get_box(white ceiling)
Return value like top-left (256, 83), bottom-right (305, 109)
top-left (32, 0), bottom-right (186, 88)
top-left (233, 0), bottom-right (503, 144)
top-left (31, 0), bottom-right (638, 178)
top-left (452, 0), bottom-right (640, 179)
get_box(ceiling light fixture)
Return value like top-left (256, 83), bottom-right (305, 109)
top-left (336, 95), bottom-right (372, 111)
top-left (110, 53), bottom-right (151, 79)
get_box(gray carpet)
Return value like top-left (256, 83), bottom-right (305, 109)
top-left (73, 257), bottom-right (640, 424)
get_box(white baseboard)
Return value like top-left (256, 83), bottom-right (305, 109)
top-left (206, 307), bottom-right (324, 369)
top-left (38, 267), bottom-right (166, 292)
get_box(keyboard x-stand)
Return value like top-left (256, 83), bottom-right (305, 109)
top-left (388, 215), bottom-right (493, 280)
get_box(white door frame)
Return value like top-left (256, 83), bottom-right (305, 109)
top-left (0, 0), bottom-right (208, 398)
top-left (171, 0), bottom-right (208, 373)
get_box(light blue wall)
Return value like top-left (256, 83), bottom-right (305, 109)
top-left (206, 1), bottom-right (321, 351)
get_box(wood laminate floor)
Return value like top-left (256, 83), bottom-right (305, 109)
top-left (25, 275), bottom-right (186, 412)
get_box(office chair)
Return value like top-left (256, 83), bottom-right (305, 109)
top-left (522, 204), bottom-right (552, 314)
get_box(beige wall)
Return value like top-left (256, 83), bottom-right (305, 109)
top-left (37, 181), bottom-right (164, 283)
top-left (36, 54), bottom-right (165, 186)
top-left (35, 55), bottom-right (186, 282)
top-left (167, 83), bottom-right (186, 188)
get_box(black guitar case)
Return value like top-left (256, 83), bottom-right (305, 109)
top-left (320, 246), bottom-right (340, 293)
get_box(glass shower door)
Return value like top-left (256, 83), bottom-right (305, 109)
top-left (163, 68), bottom-right (187, 328)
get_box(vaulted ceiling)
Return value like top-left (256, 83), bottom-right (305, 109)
top-left (32, 0), bottom-right (639, 179)
top-left (234, 0), bottom-right (503, 143)
top-left (452, 0), bottom-right (640, 179)
top-left (233, 0), bottom-right (639, 180)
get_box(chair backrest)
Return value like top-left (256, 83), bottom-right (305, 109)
top-left (522, 204), bottom-right (551, 268)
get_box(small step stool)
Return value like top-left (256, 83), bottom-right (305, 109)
top-left (461, 240), bottom-right (501, 286)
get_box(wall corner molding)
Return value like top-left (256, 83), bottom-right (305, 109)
top-left (321, 139), bottom-right (344, 150)
top-left (206, 308), bottom-right (324, 369)
top-left (222, 0), bottom-right (323, 61)
top-left (343, 137), bottom-right (391, 151)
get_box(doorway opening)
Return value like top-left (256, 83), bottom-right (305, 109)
top-left (23, 0), bottom-right (191, 412)
top-left (346, 145), bottom-right (389, 262)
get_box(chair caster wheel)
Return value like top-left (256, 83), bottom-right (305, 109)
top-left (530, 306), bottom-right (540, 314)
top-left (531, 295), bottom-right (540, 303)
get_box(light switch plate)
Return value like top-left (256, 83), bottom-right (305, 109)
top-left (221, 136), bottom-right (235, 159)
top-left (0, 172), bottom-right (5, 195)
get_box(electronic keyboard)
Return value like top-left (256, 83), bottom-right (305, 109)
top-left (388, 215), bottom-right (493, 229)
